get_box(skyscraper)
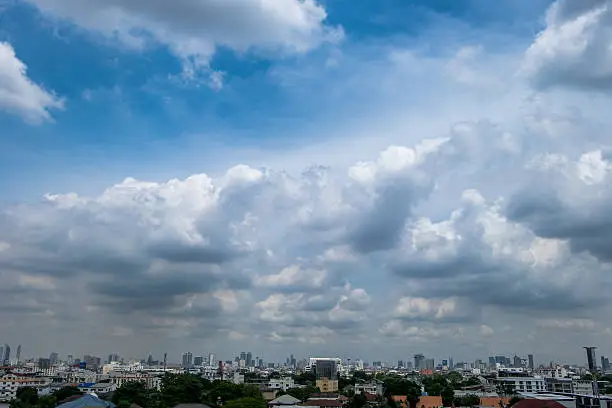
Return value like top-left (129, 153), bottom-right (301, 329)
top-left (601, 356), bottom-right (610, 372)
top-left (246, 352), bottom-right (253, 367)
top-left (2, 344), bottom-right (10, 366)
top-left (182, 352), bottom-right (193, 368)
top-left (49, 352), bottom-right (58, 365)
top-left (414, 354), bottom-right (425, 371)
top-left (0, 346), bottom-right (4, 366)
top-left (585, 347), bottom-right (597, 371)
top-left (513, 355), bottom-right (522, 368)
top-left (528, 354), bottom-right (534, 370)
top-left (209, 353), bottom-right (215, 367)
top-left (16, 345), bottom-right (21, 365)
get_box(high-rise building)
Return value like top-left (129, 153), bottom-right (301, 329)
top-left (246, 352), bottom-right (253, 367)
top-left (107, 353), bottom-right (120, 363)
top-left (182, 352), bottom-right (193, 368)
top-left (601, 356), bottom-right (609, 372)
top-left (513, 355), bottom-right (522, 368)
top-left (2, 344), bottom-right (10, 365)
top-left (311, 358), bottom-right (340, 392)
top-left (528, 354), bottom-right (534, 370)
top-left (398, 360), bottom-right (405, 368)
top-left (38, 358), bottom-right (51, 369)
top-left (240, 352), bottom-right (246, 362)
top-left (84, 355), bottom-right (101, 370)
top-left (414, 354), bottom-right (425, 371)
top-left (423, 358), bottom-right (435, 370)
top-left (209, 353), bottom-right (215, 367)
top-left (585, 347), bottom-right (597, 371)
top-left (67, 355), bottom-right (74, 365)
top-left (449, 357), bottom-right (454, 370)
top-left (488, 357), bottom-right (496, 368)
top-left (49, 352), bottom-right (59, 365)
top-left (0, 346), bottom-right (4, 366)
top-left (194, 356), bottom-right (204, 366)
top-left (16, 345), bottom-right (21, 365)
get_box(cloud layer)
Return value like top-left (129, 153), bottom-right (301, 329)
top-left (2, 0), bottom-right (612, 362)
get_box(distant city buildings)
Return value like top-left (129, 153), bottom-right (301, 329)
top-left (182, 352), bottom-right (193, 368)
top-left (1, 344), bottom-right (10, 366)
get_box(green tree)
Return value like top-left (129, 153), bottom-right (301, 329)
top-left (112, 381), bottom-right (151, 407)
top-left (53, 386), bottom-right (83, 403)
top-left (454, 394), bottom-right (480, 407)
top-left (224, 397), bottom-right (267, 408)
top-left (441, 387), bottom-right (454, 407)
top-left (285, 386), bottom-right (319, 401)
top-left (383, 377), bottom-right (420, 408)
top-left (446, 372), bottom-right (462, 388)
top-left (15, 387), bottom-right (39, 405)
top-left (350, 393), bottom-right (368, 408)
top-left (37, 396), bottom-right (57, 408)
top-left (161, 373), bottom-right (209, 406)
top-left (422, 375), bottom-right (447, 396)
top-left (294, 371), bottom-right (316, 386)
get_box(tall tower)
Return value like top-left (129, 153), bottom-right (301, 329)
top-left (163, 353), bottom-right (167, 371)
top-left (16, 345), bottom-right (21, 365)
top-left (528, 354), bottom-right (534, 370)
top-left (2, 344), bottom-right (10, 366)
top-left (585, 347), bottom-right (597, 371)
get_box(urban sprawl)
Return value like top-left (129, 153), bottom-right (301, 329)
top-left (1, 344), bottom-right (610, 408)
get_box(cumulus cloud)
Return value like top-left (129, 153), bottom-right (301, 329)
top-left (392, 296), bottom-right (475, 323)
top-left (25, 0), bottom-right (342, 82)
top-left (523, 0), bottom-right (612, 91)
top-left (0, 42), bottom-right (63, 123)
top-left (254, 264), bottom-right (327, 291)
top-left (507, 149), bottom-right (612, 263)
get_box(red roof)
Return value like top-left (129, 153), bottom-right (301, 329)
top-left (513, 400), bottom-right (567, 408)
top-left (364, 393), bottom-right (377, 402)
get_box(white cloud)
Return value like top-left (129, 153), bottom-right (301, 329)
top-left (0, 42), bottom-right (63, 123)
top-left (26, 0), bottom-right (342, 79)
top-left (393, 296), bottom-right (472, 322)
top-left (479, 325), bottom-right (494, 337)
top-left (254, 264), bottom-right (327, 290)
top-left (537, 318), bottom-right (596, 330)
top-left (523, 0), bottom-right (612, 90)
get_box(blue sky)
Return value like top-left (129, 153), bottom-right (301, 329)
top-left (2, 0), bottom-right (612, 363)
top-left (0, 0), bottom-right (551, 200)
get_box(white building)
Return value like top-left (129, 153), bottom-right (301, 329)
top-left (572, 380), bottom-right (596, 395)
top-left (0, 374), bottom-right (50, 402)
top-left (107, 373), bottom-right (161, 390)
top-left (538, 366), bottom-right (569, 379)
top-left (354, 380), bottom-right (384, 396)
top-left (268, 377), bottom-right (295, 392)
top-left (77, 382), bottom-right (117, 394)
top-left (496, 376), bottom-right (546, 393)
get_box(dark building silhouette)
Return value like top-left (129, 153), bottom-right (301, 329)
top-left (584, 347), bottom-right (597, 371)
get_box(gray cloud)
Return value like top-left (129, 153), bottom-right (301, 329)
top-left (523, 0), bottom-right (612, 91)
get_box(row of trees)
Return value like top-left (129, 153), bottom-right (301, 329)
top-left (10, 386), bottom-right (83, 408)
top-left (112, 374), bottom-right (268, 408)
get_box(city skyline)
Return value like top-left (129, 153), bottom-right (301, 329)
top-left (2, 0), bottom-right (612, 362)
top-left (1, 342), bottom-right (609, 371)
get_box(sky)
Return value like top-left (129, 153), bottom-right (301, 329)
top-left (1, 0), bottom-right (612, 366)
